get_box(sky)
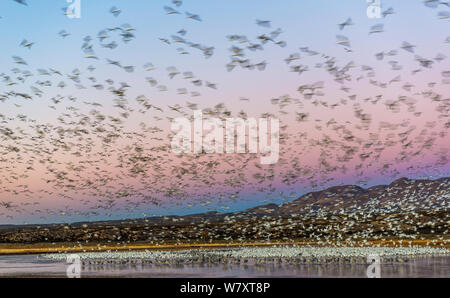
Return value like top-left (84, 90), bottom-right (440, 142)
top-left (0, 0), bottom-right (449, 224)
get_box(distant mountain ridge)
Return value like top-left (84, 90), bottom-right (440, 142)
top-left (238, 177), bottom-right (449, 216)
top-left (0, 177), bottom-right (449, 229)
top-left (1, 177), bottom-right (448, 244)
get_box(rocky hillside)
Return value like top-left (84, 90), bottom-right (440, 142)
top-left (240, 177), bottom-right (449, 216)
top-left (0, 177), bottom-right (448, 244)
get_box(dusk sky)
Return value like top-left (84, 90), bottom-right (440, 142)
top-left (0, 0), bottom-right (449, 224)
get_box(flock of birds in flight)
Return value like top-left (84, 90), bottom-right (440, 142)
top-left (0, 0), bottom-right (449, 225)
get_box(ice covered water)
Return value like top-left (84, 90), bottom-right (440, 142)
top-left (1, 251), bottom-right (448, 278)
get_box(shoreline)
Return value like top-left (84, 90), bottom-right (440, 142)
top-left (1, 238), bottom-right (448, 256)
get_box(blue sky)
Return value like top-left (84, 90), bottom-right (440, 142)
top-left (0, 0), bottom-right (447, 125)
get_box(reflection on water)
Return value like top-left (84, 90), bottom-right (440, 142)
top-left (0, 255), bottom-right (448, 278)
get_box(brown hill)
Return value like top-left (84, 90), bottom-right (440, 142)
top-left (240, 177), bottom-right (449, 216)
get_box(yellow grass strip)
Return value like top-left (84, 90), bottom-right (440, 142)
top-left (0, 238), bottom-right (448, 255)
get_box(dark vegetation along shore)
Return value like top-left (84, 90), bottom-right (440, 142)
top-left (0, 177), bottom-right (448, 252)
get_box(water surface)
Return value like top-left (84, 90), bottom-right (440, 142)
top-left (0, 254), bottom-right (448, 278)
